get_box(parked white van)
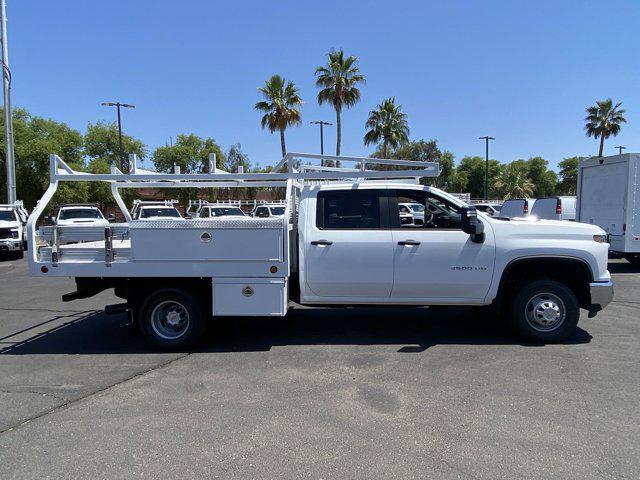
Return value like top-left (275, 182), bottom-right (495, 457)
top-left (531, 196), bottom-right (576, 221)
top-left (499, 198), bottom-right (536, 218)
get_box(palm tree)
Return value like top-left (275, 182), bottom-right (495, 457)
top-left (585, 99), bottom-right (626, 157)
top-left (315, 49), bottom-right (365, 156)
top-left (254, 75), bottom-right (303, 157)
top-left (493, 162), bottom-right (534, 199)
top-left (363, 97), bottom-right (410, 158)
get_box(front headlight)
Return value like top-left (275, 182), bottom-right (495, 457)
top-left (10, 228), bottom-right (19, 239)
top-left (593, 234), bottom-right (607, 243)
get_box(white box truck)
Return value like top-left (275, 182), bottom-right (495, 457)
top-left (577, 153), bottom-right (640, 263)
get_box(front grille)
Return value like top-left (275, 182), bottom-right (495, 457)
top-left (0, 228), bottom-right (14, 240)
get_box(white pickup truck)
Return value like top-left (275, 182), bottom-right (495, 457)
top-left (0, 201), bottom-right (28, 258)
top-left (27, 153), bottom-right (613, 350)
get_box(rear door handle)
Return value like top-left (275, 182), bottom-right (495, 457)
top-left (311, 240), bottom-right (333, 246)
top-left (398, 240), bottom-right (421, 246)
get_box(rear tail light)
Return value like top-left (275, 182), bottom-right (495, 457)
top-left (556, 199), bottom-right (562, 214)
top-left (523, 201), bottom-right (529, 214)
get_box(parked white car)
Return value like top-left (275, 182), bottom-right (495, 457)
top-left (499, 198), bottom-right (536, 218)
top-left (531, 196), bottom-right (576, 221)
top-left (398, 202), bottom-right (426, 225)
top-left (0, 204), bottom-right (25, 258)
top-left (251, 204), bottom-right (286, 218)
top-left (198, 205), bottom-right (246, 218)
top-left (134, 205), bottom-right (182, 220)
top-left (55, 205), bottom-right (109, 227)
top-left (474, 203), bottom-right (501, 216)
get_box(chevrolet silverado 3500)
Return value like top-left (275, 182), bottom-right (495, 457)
top-left (27, 153), bottom-right (613, 350)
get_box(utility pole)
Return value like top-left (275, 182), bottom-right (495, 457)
top-left (615, 146), bottom-right (626, 155)
top-left (1, 0), bottom-right (16, 203)
top-left (310, 120), bottom-right (332, 166)
top-left (479, 136), bottom-right (495, 200)
top-left (101, 101), bottom-right (135, 172)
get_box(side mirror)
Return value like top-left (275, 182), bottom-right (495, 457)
top-left (461, 207), bottom-right (485, 243)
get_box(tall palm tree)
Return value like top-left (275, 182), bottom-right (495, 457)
top-left (493, 162), bottom-right (534, 199)
top-left (585, 99), bottom-right (626, 157)
top-left (315, 49), bottom-right (365, 156)
top-left (363, 97), bottom-right (410, 158)
top-left (254, 75), bottom-right (303, 157)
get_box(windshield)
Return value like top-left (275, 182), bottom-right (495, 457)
top-left (270, 207), bottom-right (285, 216)
top-left (0, 210), bottom-right (17, 222)
top-left (140, 207), bottom-right (181, 218)
top-left (211, 207), bottom-right (245, 217)
top-left (59, 208), bottom-right (103, 220)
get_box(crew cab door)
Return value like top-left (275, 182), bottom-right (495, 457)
top-left (303, 188), bottom-right (394, 298)
top-left (388, 189), bottom-right (495, 302)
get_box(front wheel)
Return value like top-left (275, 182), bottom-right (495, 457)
top-left (137, 288), bottom-right (206, 350)
top-left (508, 279), bottom-right (579, 343)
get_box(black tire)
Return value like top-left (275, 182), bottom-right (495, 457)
top-left (508, 279), bottom-right (579, 343)
top-left (137, 288), bottom-right (206, 350)
top-left (15, 250), bottom-right (24, 260)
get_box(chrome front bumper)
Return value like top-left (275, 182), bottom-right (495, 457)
top-left (589, 280), bottom-right (614, 313)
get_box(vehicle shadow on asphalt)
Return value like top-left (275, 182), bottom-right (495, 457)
top-left (0, 306), bottom-right (592, 355)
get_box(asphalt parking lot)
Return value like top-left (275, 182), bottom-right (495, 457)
top-left (0, 258), bottom-right (638, 479)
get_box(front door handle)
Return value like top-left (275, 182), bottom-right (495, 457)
top-left (398, 240), bottom-right (421, 246)
top-left (311, 240), bottom-right (333, 246)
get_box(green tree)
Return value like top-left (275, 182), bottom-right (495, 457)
top-left (152, 134), bottom-right (226, 205)
top-left (557, 156), bottom-right (581, 195)
top-left (585, 99), bottom-right (626, 157)
top-left (254, 75), bottom-right (303, 158)
top-left (433, 151), bottom-right (469, 192)
top-left (84, 121), bottom-right (147, 169)
top-left (457, 156), bottom-right (503, 199)
top-left (0, 108), bottom-right (86, 208)
top-left (152, 134), bottom-right (225, 173)
top-left (363, 97), bottom-right (409, 158)
top-left (493, 161), bottom-right (534, 199)
top-left (524, 156), bottom-right (557, 197)
top-left (315, 49), bottom-right (365, 156)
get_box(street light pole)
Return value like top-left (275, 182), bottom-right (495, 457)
top-left (310, 120), bottom-right (332, 166)
top-left (615, 146), bottom-right (626, 155)
top-left (101, 101), bottom-right (135, 172)
top-left (479, 136), bottom-right (495, 200)
top-left (1, 0), bottom-right (16, 203)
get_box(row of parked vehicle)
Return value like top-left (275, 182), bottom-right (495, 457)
top-left (41, 200), bottom-right (288, 228)
top-left (473, 196), bottom-right (577, 221)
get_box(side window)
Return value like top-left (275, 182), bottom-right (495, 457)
top-left (392, 190), bottom-right (462, 230)
top-left (202, 208), bottom-right (210, 218)
top-left (256, 207), bottom-right (269, 218)
top-left (316, 190), bottom-right (383, 229)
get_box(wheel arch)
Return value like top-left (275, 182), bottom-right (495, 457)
top-left (492, 256), bottom-right (594, 310)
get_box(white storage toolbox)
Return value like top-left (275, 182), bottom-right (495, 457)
top-left (212, 277), bottom-right (288, 316)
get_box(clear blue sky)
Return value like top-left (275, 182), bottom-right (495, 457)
top-left (7, 0), bottom-right (640, 170)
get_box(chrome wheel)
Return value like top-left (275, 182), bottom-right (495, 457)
top-left (151, 300), bottom-right (190, 340)
top-left (525, 292), bottom-right (566, 332)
